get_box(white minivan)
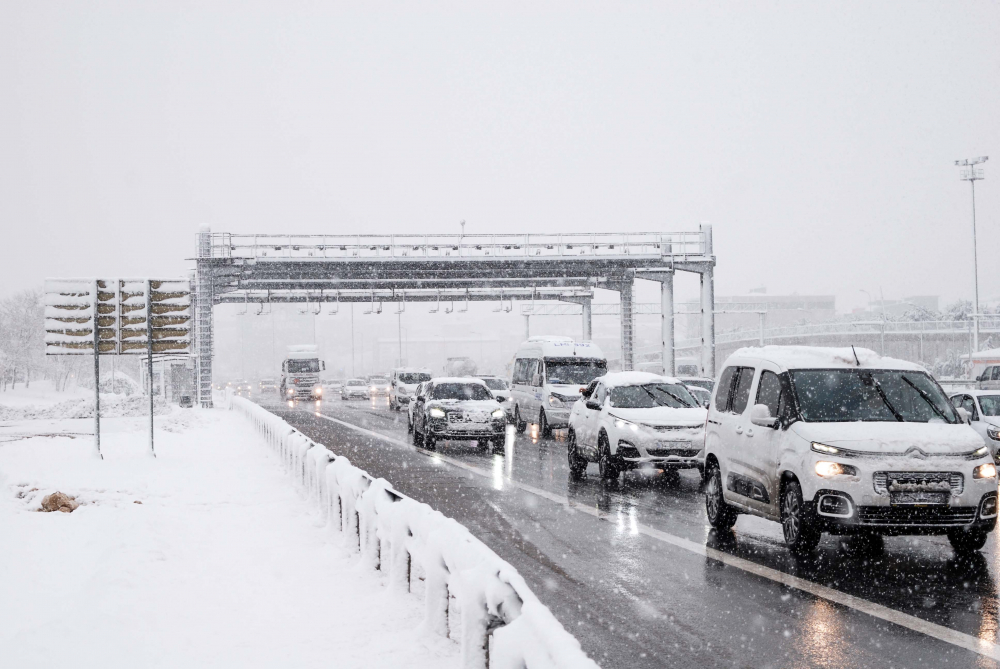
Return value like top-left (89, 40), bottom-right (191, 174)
top-left (510, 337), bottom-right (607, 437)
top-left (704, 346), bottom-right (998, 555)
top-left (389, 367), bottom-right (433, 411)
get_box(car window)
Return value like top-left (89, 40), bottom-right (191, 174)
top-left (993, 368), bottom-right (1000, 381)
top-left (594, 382), bottom-right (607, 405)
top-left (962, 396), bottom-right (980, 420)
top-left (431, 383), bottom-right (493, 401)
top-left (979, 396), bottom-right (1000, 416)
top-left (610, 383), bottom-right (697, 409)
top-left (755, 371), bottom-right (782, 417)
top-left (714, 366), bottom-right (738, 412)
top-left (481, 378), bottom-right (508, 390)
top-left (730, 367), bottom-right (756, 414)
top-left (790, 369), bottom-right (959, 423)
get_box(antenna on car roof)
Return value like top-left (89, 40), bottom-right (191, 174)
top-left (851, 345), bottom-right (861, 367)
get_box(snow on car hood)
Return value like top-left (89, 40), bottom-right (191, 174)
top-left (608, 406), bottom-right (707, 428)
top-left (791, 421), bottom-right (983, 455)
top-left (427, 399), bottom-right (500, 410)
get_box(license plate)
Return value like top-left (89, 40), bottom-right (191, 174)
top-left (890, 491), bottom-right (949, 505)
top-left (657, 440), bottom-right (692, 450)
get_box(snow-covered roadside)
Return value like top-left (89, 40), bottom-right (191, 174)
top-left (0, 407), bottom-right (460, 668)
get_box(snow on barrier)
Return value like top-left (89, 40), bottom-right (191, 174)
top-left (229, 395), bottom-right (600, 669)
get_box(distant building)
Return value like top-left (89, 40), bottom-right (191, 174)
top-left (683, 292), bottom-right (836, 338)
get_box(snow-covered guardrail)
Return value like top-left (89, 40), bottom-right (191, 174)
top-left (227, 394), bottom-right (600, 669)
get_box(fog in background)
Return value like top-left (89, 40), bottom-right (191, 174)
top-left (2, 1), bottom-right (998, 378)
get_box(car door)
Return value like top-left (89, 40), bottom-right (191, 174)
top-left (413, 383), bottom-right (429, 435)
top-left (720, 366), bottom-right (761, 509)
top-left (961, 394), bottom-right (989, 444)
top-left (707, 365), bottom-right (738, 466)
top-left (583, 382), bottom-right (609, 458)
top-left (571, 380), bottom-right (598, 450)
top-left (512, 359), bottom-right (531, 419)
top-left (746, 367), bottom-right (784, 516)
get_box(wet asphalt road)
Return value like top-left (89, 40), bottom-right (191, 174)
top-left (262, 395), bottom-right (1000, 669)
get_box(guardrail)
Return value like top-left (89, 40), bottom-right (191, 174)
top-left (226, 393), bottom-right (600, 669)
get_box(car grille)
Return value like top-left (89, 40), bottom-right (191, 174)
top-left (646, 447), bottom-right (701, 458)
top-left (874, 471), bottom-right (964, 495)
top-left (857, 506), bottom-right (977, 526)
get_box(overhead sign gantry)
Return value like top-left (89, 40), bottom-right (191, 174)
top-left (192, 227), bottom-right (716, 407)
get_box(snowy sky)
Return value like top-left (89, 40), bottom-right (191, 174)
top-left (1, 1), bottom-right (998, 312)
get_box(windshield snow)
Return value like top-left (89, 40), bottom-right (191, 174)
top-left (609, 383), bottom-right (697, 409)
top-left (790, 369), bottom-right (959, 423)
top-left (431, 383), bottom-right (493, 401)
top-left (545, 359), bottom-right (607, 385)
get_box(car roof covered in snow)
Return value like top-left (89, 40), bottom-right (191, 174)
top-left (515, 337), bottom-right (606, 360)
top-left (598, 371), bottom-right (685, 388)
top-left (430, 377), bottom-right (489, 386)
top-left (725, 346), bottom-right (927, 373)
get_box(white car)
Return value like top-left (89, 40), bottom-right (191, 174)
top-left (685, 384), bottom-right (712, 407)
top-left (567, 372), bottom-right (707, 481)
top-left (411, 378), bottom-right (506, 453)
top-left (705, 346), bottom-right (997, 556)
top-left (367, 376), bottom-right (391, 397)
top-left (950, 390), bottom-right (1000, 460)
top-left (479, 376), bottom-right (513, 419)
top-left (341, 378), bottom-right (369, 400)
top-left (390, 368), bottom-right (433, 411)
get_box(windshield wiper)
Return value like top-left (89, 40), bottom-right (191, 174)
top-left (901, 375), bottom-right (952, 423)
top-left (643, 385), bottom-right (692, 408)
top-left (862, 373), bottom-right (904, 422)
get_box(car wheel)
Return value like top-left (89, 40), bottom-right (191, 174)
top-left (476, 438), bottom-right (490, 452)
top-left (781, 479), bottom-right (821, 554)
top-left (597, 433), bottom-right (620, 482)
top-left (412, 422), bottom-right (423, 447)
top-left (948, 528), bottom-right (988, 555)
top-left (567, 429), bottom-right (588, 478)
top-left (514, 406), bottom-right (527, 434)
top-left (407, 415), bottom-right (413, 433)
top-left (539, 409), bottom-right (552, 438)
top-left (490, 436), bottom-right (505, 455)
top-left (424, 435), bottom-right (436, 451)
top-left (705, 463), bottom-right (737, 530)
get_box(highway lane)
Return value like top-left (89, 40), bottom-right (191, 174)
top-left (263, 394), bottom-right (1000, 668)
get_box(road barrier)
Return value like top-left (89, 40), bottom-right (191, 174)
top-left (227, 394), bottom-right (600, 669)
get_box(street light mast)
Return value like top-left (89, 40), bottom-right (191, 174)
top-left (955, 156), bottom-right (988, 352)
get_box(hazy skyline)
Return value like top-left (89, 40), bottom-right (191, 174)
top-left (2, 1), bottom-right (998, 313)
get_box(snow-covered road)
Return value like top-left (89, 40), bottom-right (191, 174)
top-left (0, 407), bottom-right (459, 668)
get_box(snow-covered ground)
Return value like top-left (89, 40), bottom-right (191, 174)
top-left (0, 401), bottom-right (459, 668)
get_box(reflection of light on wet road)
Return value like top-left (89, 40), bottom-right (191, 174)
top-left (492, 455), bottom-right (504, 490)
top-left (801, 599), bottom-right (847, 667)
top-left (504, 425), bottom-right (516, 478)
top-left (629, 506), bottom-right (639, 535)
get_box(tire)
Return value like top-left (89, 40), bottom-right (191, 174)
top-left (514, 406), bottom-right (527, 434)
top-left (539, 409), bottom-right (552, 439)
top-left (705, 463), bottom-right (738, 530)
top-left (567, 429), bottom-right (588, 478)
top-left (476, 439), bottom-right (490, 452)
top-left (407, 415), bottom-right (413, 434)
top-left (490, 437), bottom-right (505, 455)
top-left (597, 433), bottom-right (620, 482)
top-left (781, 479), bottom-right (821, 554)
top-left (412, 422), bottom-right (423, 447)
top-left (948, 528), bottom-right (988, 555)
top-left (424, 435), bottom-right (436, 451)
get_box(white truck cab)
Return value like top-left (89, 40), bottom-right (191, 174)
top-left (280, 345), bottom-right (325, 401)
top-left (704, 346), bottom-right (997, 556)
top-left (510, 337), bottom-right (607, 437)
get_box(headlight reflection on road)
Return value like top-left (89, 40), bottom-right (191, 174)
top-left (492, 455), bottom-right (504, 491)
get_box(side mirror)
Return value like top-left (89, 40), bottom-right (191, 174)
top-left (580, 386), bottom-right (593, 398)
top-left (531, 373), bottom-right (542, 387)
top-left (956, 407), bottom-right (972, 424)
top-left (585, 400), bottom-right (601, 411)
top-left (750, 403), bottom-right (778, 428)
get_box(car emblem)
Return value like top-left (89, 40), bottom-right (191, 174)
top-left (903, 446), bottom-right (929, 459)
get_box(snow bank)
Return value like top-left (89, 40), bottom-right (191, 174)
top-left (0, 394), bottom-right (171, 421)
top-left (229, 395), bottom-right (600, 669)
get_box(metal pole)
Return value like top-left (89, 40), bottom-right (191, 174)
top-left (700, 224), bottom-right (716, 378)
top-left (92, 279), bottom-right (102, 459)
top-left (661, 274), bottom-right (674, 376)
top-left (971, 179), bottom-right (980, 352)
top-left (398, 311), bottom-right (403, 367)
top-left (620, 277), bottom-right (635, 371)
top-left (524, 314), bottom-right (530, 341)
top-left (759, 312), bottom-right (765, 347)
top-left (147, 279), bottom-right (155, 457)
top-left (350, 303), bottom-right (356, 377)
top-left (582, 297), bottom-right (592, 342)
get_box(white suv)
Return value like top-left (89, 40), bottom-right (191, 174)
top-left (567, 372), bottom-right (707, 481)
top-left (704, 346), bottom-right (998, 555)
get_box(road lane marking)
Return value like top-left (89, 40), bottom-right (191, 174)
top-left (306, 408), bottom-right (1000, 662)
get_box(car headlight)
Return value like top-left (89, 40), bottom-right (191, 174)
top-left (492, 409), bottom-right (505, 419)
top-left (286, 388), bottom-right (294, 395)
top-left (974, 463), bottom-right (997, 479)
top-left (973, 445), bottom-right (990, 458)
top-left (988, 427), bottom-right (1000, 441)
top-left (811, 442), bottom-right (841, 455)
top-left (314, 387), bottom-right (322, 395)
top-left (614, 417), bottom-right (640, 432)
top-left (429, 407), bottom-right (446, 418)
top-left (548, 395), bottom-right (564, 407)
top-left (815, 461), bottom-right (858, 477)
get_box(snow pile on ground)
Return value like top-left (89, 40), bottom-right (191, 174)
top-left (0, 405), bottom-right (459, 668)
top-left (0, 393), bottom-right (171, 421)
top-left (0, 379), bottom-right (91, 407)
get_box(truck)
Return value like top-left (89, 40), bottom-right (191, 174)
top-left (280, 345), bottom-right (326, 401)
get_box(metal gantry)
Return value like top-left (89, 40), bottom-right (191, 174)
top-left (193, 227), bottom-right (717, 406)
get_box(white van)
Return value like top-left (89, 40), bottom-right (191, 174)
top-left (510, 337), bottom-right (607, 437)
top-left (389, 367), bottom-right (433, 411)
top-left (704, 346), bottom-right (997, 556)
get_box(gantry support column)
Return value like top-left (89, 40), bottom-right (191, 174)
top-left (195, 226), bottom-right (214, 408)
top-left (700, 224), bottom-right (716, 378)
top-left (559, 295), bottom-right (593, 342)
top-left (640, 271), bottom-right (675, 376)
top-left (617, 274), bottom-right (635, 371)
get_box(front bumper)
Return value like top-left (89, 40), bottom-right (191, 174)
top-left (810, 489), bottom-right (998, 535)
top-left (428, 419), bottom-right (505, 439)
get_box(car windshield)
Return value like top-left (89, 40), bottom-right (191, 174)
top-left (682, 379), bottom-right (714, 391)
top-left (979, 396), bottom-right (1000, 417)
top-left (369, 377), bottom-right (388, 384)
top-left (790, 369), bottom-right (959, 423)
top-left (347, 379), bottom-right (365, 386)
top-left (287, 360), bottom-right (320, 373)
top-left (431, 383), bottom-right (493, 401)
top-left (609, 383), bottom-right (697, 409)
top-left (545, 359), bottom-right (607, 385)
top-left (398, 373), bottom-right (431, 384)
top-left (481, 378), bottom-right (508, 390)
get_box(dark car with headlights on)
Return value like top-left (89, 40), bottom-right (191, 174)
top-left (411, 378), bottom-right (506, 454)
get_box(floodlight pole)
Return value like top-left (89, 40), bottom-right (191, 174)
top-left (92, 279), bottom-right (102, 459)
top-left (147, 279), bottom-right (156, 457)
top-left (956, 156), bottom-right (988, 352)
